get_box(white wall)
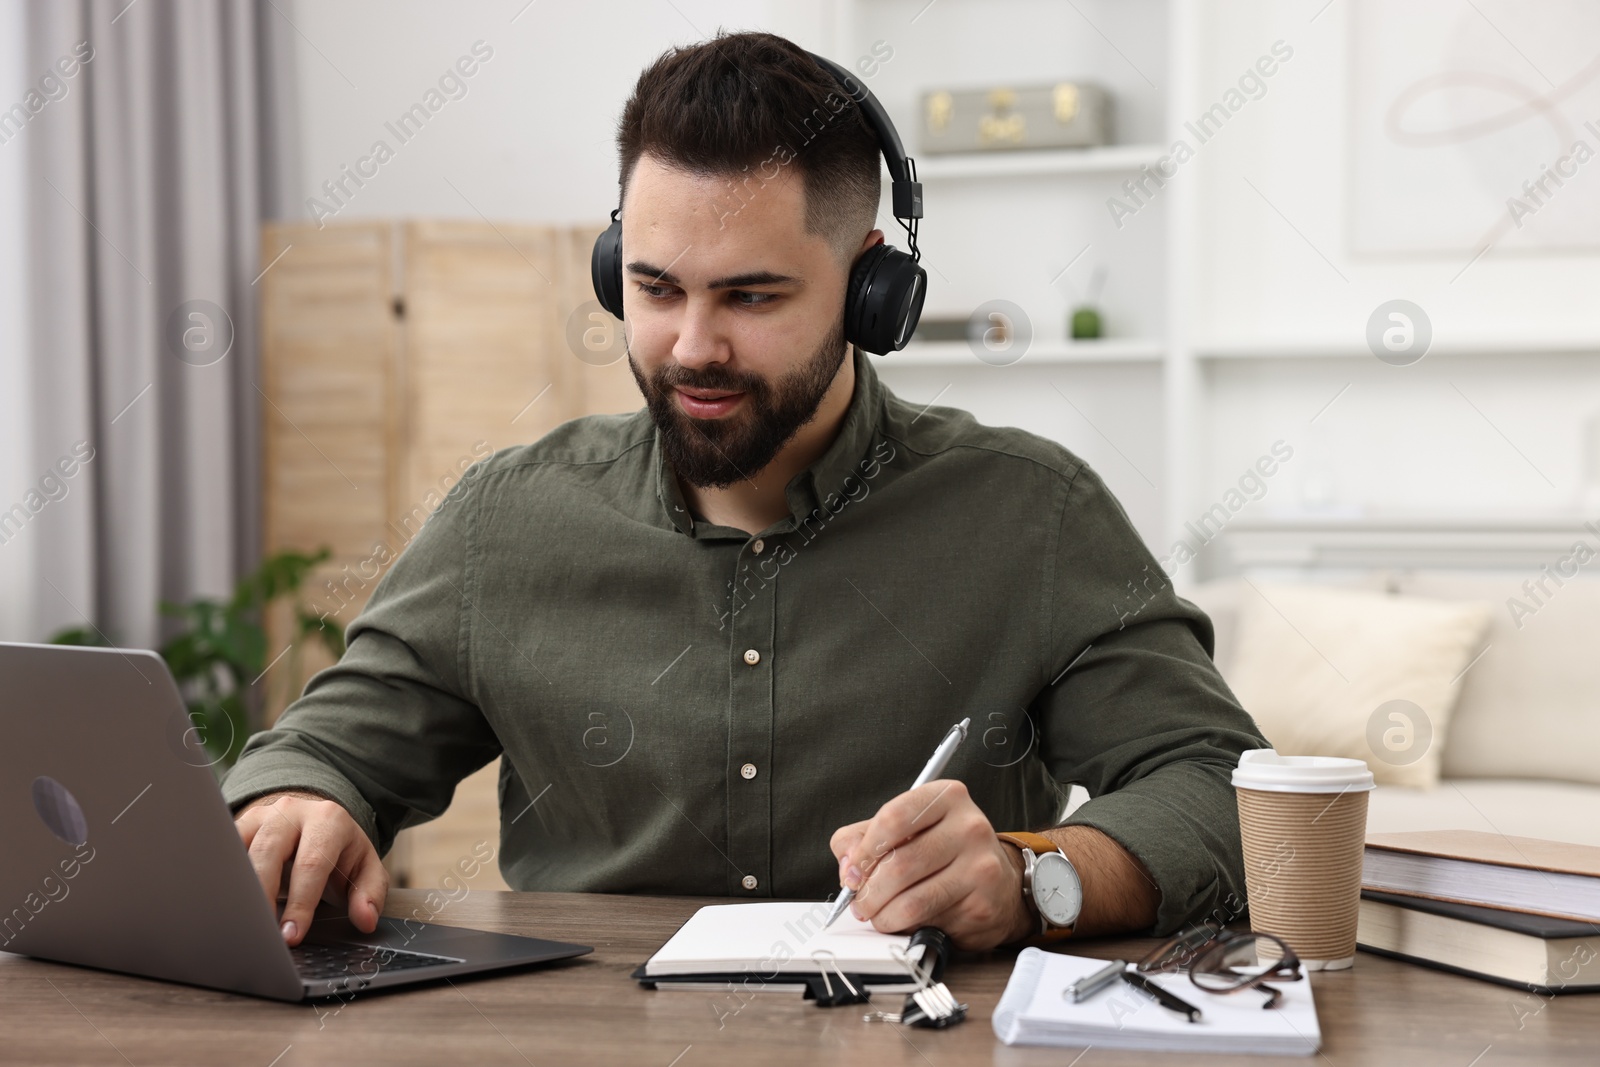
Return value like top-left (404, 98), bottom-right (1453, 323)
top-left (274, 0), bottom-right (832, 226)
top-left (1188, 0), bottom-right (1600, 526)
top-left (0, 0), bottom-right (38, 641)
top-left (1192, 0), bottom-right (1600, 343)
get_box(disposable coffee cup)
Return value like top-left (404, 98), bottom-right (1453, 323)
top-left (1231, 748), bottom-right (1374, 970)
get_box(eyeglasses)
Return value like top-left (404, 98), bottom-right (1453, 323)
top-left (1135, 922), bottom-right (1303, 1008)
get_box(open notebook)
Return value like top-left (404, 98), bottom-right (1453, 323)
top-left (634, 901), bottom-right (933, 991)
top-left (993, 948), bottom-right (1321, 1055)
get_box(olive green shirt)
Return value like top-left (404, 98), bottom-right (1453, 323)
top-left (223, 345), bottom-right (1268, 935)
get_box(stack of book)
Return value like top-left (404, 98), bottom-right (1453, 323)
top-left (1358, 830), bottom-right (1600, 993)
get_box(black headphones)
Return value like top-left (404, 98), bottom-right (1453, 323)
top-left (590, 49), bottom-right (927, 356)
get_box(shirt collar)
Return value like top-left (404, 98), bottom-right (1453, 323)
top-left (654, 344), bottom-right (885, 537)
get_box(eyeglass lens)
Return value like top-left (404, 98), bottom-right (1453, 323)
top-left (1191, 935), bottom-right (1296, 992)
top-left (1140, 924), bottom-right (1222, 972)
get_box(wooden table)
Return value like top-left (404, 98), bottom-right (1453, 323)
top-left (1, 890), bottom-right (1595, 1065)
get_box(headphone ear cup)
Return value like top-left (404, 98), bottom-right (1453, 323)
top-left (844, 243), bottom-right (889, 347)
top-left (591, 216), bottom-right (625, 320)
top-left (844, 243), bottom-right (927, 355)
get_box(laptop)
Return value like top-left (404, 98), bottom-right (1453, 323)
top-left (0, 641), bottom-right (592, 1001)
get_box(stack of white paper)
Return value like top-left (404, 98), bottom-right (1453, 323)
top-left (992, 948), bottom-right (1321, 1056)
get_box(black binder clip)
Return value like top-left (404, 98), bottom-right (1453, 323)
top-left (862, 939), bottom-right (968, 1029)
top-left (804, 949), bottom-right (871, 1007)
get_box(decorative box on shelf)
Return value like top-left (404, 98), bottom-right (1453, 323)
top-left (920, 81), bottom-right (1111, 154)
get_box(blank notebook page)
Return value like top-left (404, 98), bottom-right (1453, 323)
top-left (642, 901), bottom-right (926, 977)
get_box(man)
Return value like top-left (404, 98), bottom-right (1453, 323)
top-left (225, 31), bottom-right (1268, 954)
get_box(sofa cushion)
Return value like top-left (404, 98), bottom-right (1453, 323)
top-left (1179, 574), bottom-right (1395, 678)
top-left (1221, 583), bottom-right (1492, 788)
top-left (1397, 572), bottom-right (1600, 786)
top-left (1367, 778), bottom-right (1600, 849)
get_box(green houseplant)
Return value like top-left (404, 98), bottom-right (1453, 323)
top-left (49, 547), bottom-right (345, 772)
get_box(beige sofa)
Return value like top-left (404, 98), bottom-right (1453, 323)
top-left (1183, 573), bottom-right (1600, 849)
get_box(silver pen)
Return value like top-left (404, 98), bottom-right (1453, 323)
top-left (1065, 959), bottom-right (1127, 1002)
top-left (822, 717), bottom-right (971, 929)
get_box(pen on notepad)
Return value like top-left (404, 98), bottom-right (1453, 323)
top-left (1120, 968), bottom-right (1202, 1022)
top-left (822, 717), bottom-right (971, 930)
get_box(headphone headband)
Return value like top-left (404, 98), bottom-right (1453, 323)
top-left (804, 51), bottom-right (923, 229)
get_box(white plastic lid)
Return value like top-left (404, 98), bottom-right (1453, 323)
top-left (1231, 748), bottom-right (1375, 794)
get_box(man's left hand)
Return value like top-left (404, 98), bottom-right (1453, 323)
top-left (829, 779), bottom-right (1035, 951)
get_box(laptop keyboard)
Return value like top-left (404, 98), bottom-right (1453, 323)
top-left (292, 941), bottom-right (464, 982)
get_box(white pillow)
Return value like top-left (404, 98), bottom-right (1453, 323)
top-left (1225, 583), bottom-right (1492, 788)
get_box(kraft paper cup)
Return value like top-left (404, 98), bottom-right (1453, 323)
top-left (1232, 748), bottom-right (1374, 971)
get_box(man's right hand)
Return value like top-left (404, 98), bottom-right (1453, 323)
top-left (233, 791), bottom-right (388, 947)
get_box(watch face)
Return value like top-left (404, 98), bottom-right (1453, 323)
top-left (1032, 852), bottom-right (1083, 927)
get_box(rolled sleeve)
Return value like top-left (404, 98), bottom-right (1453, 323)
top-left (1033, 464), bottom-right (1270, 935)
top-left (221, 750), bottom-right (383, 846)
top-left (221, 473), bottom-right (503, 857)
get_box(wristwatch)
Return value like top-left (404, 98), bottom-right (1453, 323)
top-left (997, 831), bottom-right (1082, 942)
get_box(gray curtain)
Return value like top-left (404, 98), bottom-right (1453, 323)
top-left (25, 0), bottom-right (271, 648)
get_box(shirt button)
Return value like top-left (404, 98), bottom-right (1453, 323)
top-left (743, 648), bottom-right (760, 666)
top-left (752, 538), bottom-right (765, 554)
top-left (742, 875), bottom-right (758, 891)
top-left (740, 762), bottom-right (757, 780)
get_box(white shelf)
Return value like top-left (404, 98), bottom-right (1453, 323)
top-left (1218, 515), bottom-right (1600, 572)
top-left (873, 338), bottom-right (1165, 366)
top-left (1229, 513), bottom-right (1599, 531)
top-left (905, 144), bottom-right (1166, 180)
top-left (1195, 338), bottom-right (1600, 360)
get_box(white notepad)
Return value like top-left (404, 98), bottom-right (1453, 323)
top-left (640, 901), bottom-right (927, 978)
top-left (992, 948), bottom-right (1321, 1056)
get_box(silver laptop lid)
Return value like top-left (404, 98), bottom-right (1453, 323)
top-left (0, 641), bottom-right (303, 1001)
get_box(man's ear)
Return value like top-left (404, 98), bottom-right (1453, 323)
top-left (859, 228), bottom-right (886, 255)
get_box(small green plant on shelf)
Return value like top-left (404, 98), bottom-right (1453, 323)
top-left (1067, 264), bottom-right (1109, 340)
top-left (48, 548), bottom-right (345, 772)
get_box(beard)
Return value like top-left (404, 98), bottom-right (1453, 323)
top-left (627, 321), bottom-right (850, 490)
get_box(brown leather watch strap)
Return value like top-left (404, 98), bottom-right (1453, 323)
top-left (996, 831), bottom-right (1078, 942)
top-left (997, 831), bottom-right (1061, 856)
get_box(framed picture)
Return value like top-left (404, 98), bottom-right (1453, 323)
top-left (1349, 0), bottom-right (1600, 255)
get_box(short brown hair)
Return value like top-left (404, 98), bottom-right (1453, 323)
top-left (616, 31), bottom-right (881, 264)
